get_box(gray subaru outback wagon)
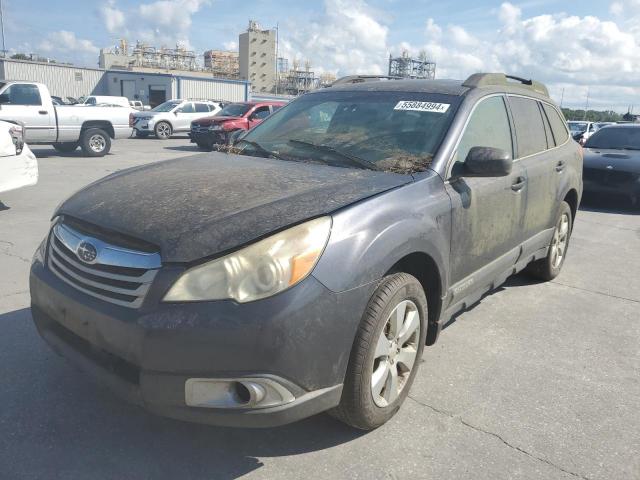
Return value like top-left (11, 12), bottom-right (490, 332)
top-left (30, 73), bottom-right (582, 430)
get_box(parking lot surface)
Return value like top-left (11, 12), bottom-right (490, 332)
top-left (1, 137), bottom-right (639, 480)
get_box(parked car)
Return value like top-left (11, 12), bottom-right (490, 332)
top-left (131, 100), bottom-right (223, 139)
top-left (568, 120), bottom-right (597, 144)
top-left (0, 81), bottom-right (134, 156)
top-left (79, 96), bottom-right (131, 108)
top-left (29, 73), bottom-right (582, 430)
top-left (189, 101), bottom-right (285, 149)
top-left (129, 100), bottom-right (151, 111)
top-left (583, 124), bottom-right (640, 206)
top-left (0, 121), bottom-right (38, 195)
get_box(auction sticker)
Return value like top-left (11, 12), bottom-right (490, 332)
top-left (394, 101), bottom-right (450, 113)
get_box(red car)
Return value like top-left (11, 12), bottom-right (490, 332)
top-left (190, 101), bottom-right (285, 149)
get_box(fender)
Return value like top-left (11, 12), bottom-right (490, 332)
top-left (313, 173), bottom-right (452, 295)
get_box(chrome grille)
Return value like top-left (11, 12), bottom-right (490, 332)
top-left (47, 222), bottom-right (161, 308)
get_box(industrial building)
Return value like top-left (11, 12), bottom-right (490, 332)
top-left (388, 51), bottom-right (436, 80)
top-left (204, 50), bottom-right (239, 79)
top-left (99, 40), bottom-right (198, 72)
top-left (239, 21), bottom-right (277, 93)
top-left (0, 58), bottom-right (249, 107)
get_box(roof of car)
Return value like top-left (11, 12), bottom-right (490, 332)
top-left (322, 78), bottom-right (469, 96)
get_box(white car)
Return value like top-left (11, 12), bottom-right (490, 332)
top-left (0, 121), bottom-right (38, 195)
top-left (568, 121), bottom-right (597, 143)
top-left (132, 100), bottom-right (223, 139)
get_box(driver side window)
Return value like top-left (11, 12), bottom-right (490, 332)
top-left (453, 96), bottom-right (513, 171)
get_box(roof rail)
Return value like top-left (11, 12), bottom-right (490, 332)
top-left (331, 75), bottom-right (402, 86)
top-left (462, 73), bottom-right (549, 97)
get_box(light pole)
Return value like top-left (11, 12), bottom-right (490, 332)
top-left (0, 0), bottom-right (6, 58)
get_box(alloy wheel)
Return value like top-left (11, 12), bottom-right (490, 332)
top-left (371, 299), bottom-right (420, 407)
top-left (89, 134), bottom-right (106, 153)
top-left (550, 212), bottom-right (570, 269)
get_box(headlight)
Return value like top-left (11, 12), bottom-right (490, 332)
top-left (164, 217), bottom-right (332, 303)
top-left (9, 124), bottom-right (24, 154)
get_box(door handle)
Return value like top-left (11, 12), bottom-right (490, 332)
top-left (511, 176), bottom-right (526, 192)
top-left (555, 160), bottom-right (566, 172)
top-left (38, 110), bottom-right (48, 115)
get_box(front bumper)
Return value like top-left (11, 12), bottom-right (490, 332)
top-left (30, 257), bottom-right (373, 427)
top-left (189, 129), bottom-right (227, 145)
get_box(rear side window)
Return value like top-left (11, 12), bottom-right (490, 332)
top-left (542, 104), bottom-right (569, 145)
top-left (0, 84), bottom-right (42, 105)
top-left (180, 103), bottom-right (195, 113)
top-left (194, 103), bottom-right (209, 113)
top-left (453, 95), bottom-right (513, 166)
top-left (508, 96), bottom-right (548, 157)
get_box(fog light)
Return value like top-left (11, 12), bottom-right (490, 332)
top-left (185, 377), bottom-right (295, 409)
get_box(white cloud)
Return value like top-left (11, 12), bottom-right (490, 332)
top-left (100, 0), bottom-right (126, 34)
top-left (99, 0), bottom-right (210, 50)
top-left (38, 31), bottom-right (99, 55)
top-left (222, 40), bottom-right (237, 51)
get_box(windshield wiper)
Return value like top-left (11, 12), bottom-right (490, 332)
top-left (236, 139), bottom-right (284, 159)
top-left (288, 139), bottom-right (379, 171)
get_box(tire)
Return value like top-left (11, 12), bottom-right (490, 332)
top-left (526, 201), bottom-right (573, 281)
top-left (331, 273), bottom-right (427, 430)
top-left (135, 130), bottom-right (149, 138)
top-left (154, 121), bottom-right (172, 140)
top-left (79, 128), bottom-right (111, 157)
top-left (52, 142), bottom-right (78, 153)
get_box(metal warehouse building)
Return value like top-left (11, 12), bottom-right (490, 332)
top-left (0, 58), bottom-right (249, 106)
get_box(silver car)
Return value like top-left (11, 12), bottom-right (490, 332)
top-left (132, 100), bottom-right (223, 139)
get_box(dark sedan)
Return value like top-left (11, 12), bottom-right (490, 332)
top-left (583, 124), bottom-right (640, 207)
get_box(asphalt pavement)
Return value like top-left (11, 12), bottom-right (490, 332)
top-left (1, 137), bottom-right (638, 480)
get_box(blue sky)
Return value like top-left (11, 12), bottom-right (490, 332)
top-left (2, 0), bottom-right (638, 111)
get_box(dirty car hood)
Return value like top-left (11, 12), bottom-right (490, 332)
top-left (55, 153), bottom-right (413, 263)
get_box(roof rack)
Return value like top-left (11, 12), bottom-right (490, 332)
top-left (331, 75), bottom-right (402, 86)
top-left (462, 73), bottom-right (549, 97)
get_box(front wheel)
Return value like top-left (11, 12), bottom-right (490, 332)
top-left (154, 121), bottom-right (172, 140)
top-left (79, 128), bottom-right (111, 157)
top-left (526, 201), bottom-right (573, 281)
top-left (331, 273), bottom-right (427, 430)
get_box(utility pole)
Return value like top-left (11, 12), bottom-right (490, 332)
top-left (0, 0), bottom-right (6, 58)
top-left (560, 88), bottom-right (564, 108)
top-left (274, 23), bottom-right (279, 95)
top-left (583, 87), bottom-right (590, 120)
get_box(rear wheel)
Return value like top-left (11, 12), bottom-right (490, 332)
top-left (154, 121), bottom-right (172, 140)
top-left (79, 128), bottom-right (111, 157)
top-left (526, 201), bottom-right (572, 281)
top-left (135, 130), bottom-right (149, 138)
top-left (52, 142), bottom-right (78, 153)
top-left (331, 273), bottom-right (427, 430)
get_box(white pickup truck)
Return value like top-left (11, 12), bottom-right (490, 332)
top-left (0, 81), bottom-right (134, 156)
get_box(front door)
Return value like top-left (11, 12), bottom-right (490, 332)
top-left (0, 83), bottom-right (56, 142)
top-left (445, 95), bottom-right (527, 297)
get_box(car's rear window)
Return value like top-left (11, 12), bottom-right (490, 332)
top-left (542, 104), bottom-right (569, 145)
top-left (241, 90), bottom-right (461, 173)
top-left (508, 96), bottom-right (548, 157)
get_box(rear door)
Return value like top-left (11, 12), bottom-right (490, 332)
top-left (507, 96), bottom-right (563, 251)
top-left (446, 95), bottom-right (527, 296)
top-left (0, 83), bottom-right (55, 142)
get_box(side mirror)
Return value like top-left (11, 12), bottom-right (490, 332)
top-left (463, 146), bottom-right (512, 177)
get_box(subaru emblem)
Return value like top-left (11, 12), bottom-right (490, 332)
top-left (76, 241), bottom-right (98, 264)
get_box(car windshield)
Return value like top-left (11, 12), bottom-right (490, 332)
top-left (584, 127), bottom-right (640, 150)
top-left (152, 101), bottom-right (181, 112)
top-left (219, 103), bottom-right (252, 117)
top-left (239, 90), bottom-right (460, 173)
top-left (568, 121), bottom-right (588, 133)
